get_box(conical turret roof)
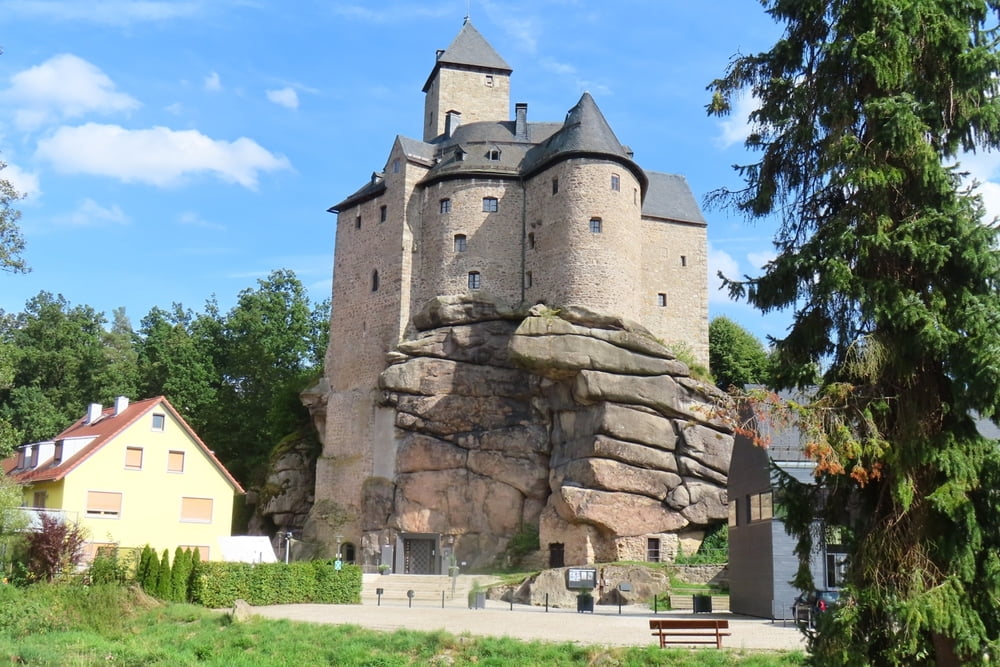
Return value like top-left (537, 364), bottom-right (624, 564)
top-left (422, 20), bottom-right (511, 92)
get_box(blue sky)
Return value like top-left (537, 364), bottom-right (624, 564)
top-left (3, 1), bottom-right (999, 345)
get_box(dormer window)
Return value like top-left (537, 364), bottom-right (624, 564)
top-left (487, 148), bottom-right (501, 162)
top-left (455, 148), bottom-right (466, 162)
top-left (371, 172), bottom-right (383, 184)
top-left (28, 445), bottom-right (38, 468)
top-left (53, 441), bottom-right (64, 466)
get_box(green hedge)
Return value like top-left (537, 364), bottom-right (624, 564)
top-left (190, 560), bottom-right (361, 608)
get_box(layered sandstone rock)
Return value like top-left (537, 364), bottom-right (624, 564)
top-left (371, 297), bottom-right (732, 568)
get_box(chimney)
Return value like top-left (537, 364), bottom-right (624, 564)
top-left (86, 403), bottom-right (102, 424)
top-left (515, 103), bottom-right (528, 140)
top-left (445, 110), bottom-right (461, 138)
top-left (114, 396), bottom-right (129, 415)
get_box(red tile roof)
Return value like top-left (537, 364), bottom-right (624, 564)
top-left (2, 396), bottom-right (244, 493)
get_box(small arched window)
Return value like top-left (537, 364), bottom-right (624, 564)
top-left (439, 198), bottom-right (451, 214)
top-left (487, 148), bottom-right (501, 161)
top-left (454, 234), bottom-right (467, 252)
top-left (371, 270), bottom-right (379, 292)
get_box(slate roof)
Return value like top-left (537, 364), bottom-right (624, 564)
top-left (422, 20), bottom-right (512, 92)
top-left (642, 172), bottom-right (707, 226)
top-left (2, 396), bottom-right (244, 493)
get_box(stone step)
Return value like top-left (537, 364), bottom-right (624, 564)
top-left (360, 573), bottom-right (499, 605)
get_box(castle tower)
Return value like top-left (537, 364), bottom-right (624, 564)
top-left (422, 20), bottom-right (512, 141)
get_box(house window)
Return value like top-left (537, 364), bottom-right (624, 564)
top-left (180, 497), bottom-right (214, 523)
top-left (647, 537), bottom-right (661, 563)
top-left (454, 234), bottom-right (467, 252)
top-left (355, 215), bottom-right (361, 229)
top-left (729, 499), bottom-right (738, 528)
top-left (525, 271), bottom-right (533, 288)
top-left (552, 178), bottom-right (559, 195)
top-left (748, 491), bottom-right (773, 522)
top-left (482, 197), bottom-right (498, 212)
top-left (611, 173), bottom-right (620, 191)
top-left (27, 445), bottom-right (38, 468)
top-left (549, 543), bottom-right (565, 568)
top-left (53, 441), bottom-right (63, 465)
top-left (168, 450), bottom-right (185, 473)
top-left (379, 205), bottom-right (387, 223)
top-left (681, 255), bottom-right (687, 267)
top-left (180, 545), bottom-right (210, 560)
top-left (371, 270), bottom-right (379, 292)
top-left (468, 271), bottom-right (481, 290)
top-left (32, 491), bottom-right (46, 509)
top-left (151, 414), bottom-right (165, 431)
top-left (485, 74), bottom-right (494, 87)
top-left (589, 217), bottom-right (602, 234)
top-left (487, 148), bottom-right (501, 161)
top-left (439, 198), bottom-right (451, 214)
top-left (657, 293), bottom-right (667, 307)
top-left (86, 491), bottom-right (123, 518)
top-left (124, 446), bottom-right (143, 470)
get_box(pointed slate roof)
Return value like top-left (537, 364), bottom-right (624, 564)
top-left (422, 20), bottom-right (512, 92)
top-left (522, 92), bottom-right (647, 190)
top-left (642, 172), bottom-right (707, 225)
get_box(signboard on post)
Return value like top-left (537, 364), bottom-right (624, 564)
top-left (565, 567), bottom-right (598, 590)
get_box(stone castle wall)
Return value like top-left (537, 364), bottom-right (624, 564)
top-left (423, 67), bottom-right (510, 141)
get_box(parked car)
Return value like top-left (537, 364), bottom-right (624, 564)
top-left (792, 590), bottom-right (841, 627)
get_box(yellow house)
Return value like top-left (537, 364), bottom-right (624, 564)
top-left (2, 396), bottom-right (244, 561)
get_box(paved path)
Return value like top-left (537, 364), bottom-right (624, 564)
top-left (252, 599), bottom-right (807, 652)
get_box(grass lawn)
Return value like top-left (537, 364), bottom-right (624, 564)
top-left (0, 584), bottom-right (806, 666)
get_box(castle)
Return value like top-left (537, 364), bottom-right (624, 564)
top-left (311, 20), bottom-right (717, 572)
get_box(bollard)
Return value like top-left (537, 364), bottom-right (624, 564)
top-left (654, 594), bottom-right (658, 614)
top-left (545, 593), bottom-right (549, 613)
top-left (510, 595), bottom-right (513, 611)
top-left (442, 591), bottom-right (445, 608)
top-left (407, 589), bottom-right (415, 608)
top-left (376, 587), bottom-right (384, 607)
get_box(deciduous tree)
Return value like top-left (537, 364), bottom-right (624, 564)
top-left (708, 2), bottom-right (1000, 664)
top-left (0, 161), bottom-right (27, 274)
top-left (708, 316), bottom-right (770, 390)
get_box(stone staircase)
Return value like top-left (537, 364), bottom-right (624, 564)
top-left (360, 573), bottom-right (500, 607)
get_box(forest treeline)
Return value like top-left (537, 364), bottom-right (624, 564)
top-left (0, 268), bottom-right (329, 487)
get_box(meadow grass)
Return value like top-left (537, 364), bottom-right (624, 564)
top-left (0, 584), bottom-right (806, 666)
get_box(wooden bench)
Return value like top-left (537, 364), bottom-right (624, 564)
top-left (649, 619), bottom-right (731, 649)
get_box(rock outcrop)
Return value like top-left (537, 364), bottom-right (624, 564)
top-left (371, 296), bottom-right (732, 567)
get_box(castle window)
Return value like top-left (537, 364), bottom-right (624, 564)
top-left (456, 148), bottom-right (465, 161)
top-left (487, 148), bottom-right (501, 161)
top-left (355, 215), bottom-right (361, 229)
top-left (657, 293), bottom-right (667, 307)
top-left (525, 271), bottom-right (533, 288)
top-left (482, 197), bottom-right (498, 212)
top-left (647, 537), bottom-right (661, 563)
top-left (611, 174), bottom-right (620, 191)
top-left (634, 188), bottom-right (638, 205)
top-left (440, 198), bottom-right (451, 214)
top-left (680, 255), bottom-right (687, 267)
top-left (485, 74), bottom-right (494, 87)
top-left (552, 178), bottom-right (558, 195)
top-left (454, 234), bottom-right (467, 252)
top-left (392, 159), bottom-right (400, 173)
top-left (589, 217), bottom-right (602, 234)
top-left (468, 271), bottom-right (481, 290)
top-left (371, 270), bottom-right (379, 292)
top-left (379, 205), bottom-right (387, 223)
top-left (528, 232), bottom-right (535, 249)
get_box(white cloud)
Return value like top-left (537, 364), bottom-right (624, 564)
top-left (54, 198), bottom-right (129, 227)
top-left (713, 93), bottom-right (758, 150)
top-left (178, 210), bottom-right (226, 231)
top-left (35, 123), bottom-right (292, 189)
top-left (708, 244), bottom-right (742, 304)
top-left (266, 87), bottom-right (299, 110)
top-left (203, 72), bottom-right (222, 92)
top-left (3, 54), bottom-right (140, 130)
top-left (0, 161), bottom-right (42, 200)
top-left (329, 4), bottom-right (450, 23)
top-left (746, 250), bottom-right (775, 271)
top-left (6, 1), bottom-right (203, 25)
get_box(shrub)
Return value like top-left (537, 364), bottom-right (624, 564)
top-left (24, 514), bottom-right (86, 581)
top-left (156, 549), bottom-right (171, 600)
top-left (190, 560), bottom-right (362, 608)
